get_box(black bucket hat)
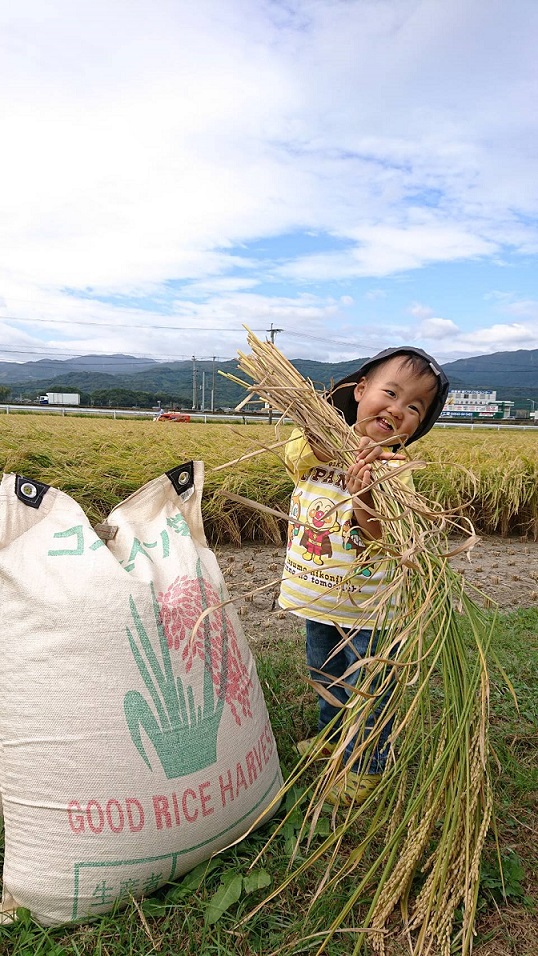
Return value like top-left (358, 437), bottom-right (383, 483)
top-left (328, 346), bottom-right (449, 446)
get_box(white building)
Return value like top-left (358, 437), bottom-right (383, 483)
top-left (441, 389), bottom-right (514, 419)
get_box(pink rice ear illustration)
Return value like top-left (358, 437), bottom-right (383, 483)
top-left (124, 562), bottom-right (252, 778)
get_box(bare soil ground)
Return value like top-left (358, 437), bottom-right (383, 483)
top-left (215, 535), bottom-right (538, 643)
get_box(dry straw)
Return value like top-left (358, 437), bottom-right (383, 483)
top-left (222, 329), bottom-right (501, 956)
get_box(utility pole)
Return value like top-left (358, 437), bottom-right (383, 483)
top-left (201, 371), bottom-right (206, 411)
top-left (267, 322), bottom-right (283, 344)
top-left (266, 324), bottom-right (283, 424)
top-left (192, 356), bottom-right (197, 410)
top-left (211, 356), bottom-right (216, 412)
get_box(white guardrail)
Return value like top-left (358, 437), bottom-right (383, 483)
top-left (1, 404), bottom-right (537, 429)
top-left (0, 404), bottom-right (276, 423)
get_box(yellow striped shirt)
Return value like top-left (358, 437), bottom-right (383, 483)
top-left (278, 429), bottom-right (413, 628)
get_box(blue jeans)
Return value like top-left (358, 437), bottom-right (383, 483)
top-left (305, 618), bottom-right (395, 774)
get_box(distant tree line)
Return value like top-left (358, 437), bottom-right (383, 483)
top-left (0, 385), bottom-right (192, 409)
top-left (87, 388), bottom-right (191, 408)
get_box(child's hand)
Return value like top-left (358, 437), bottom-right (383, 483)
top-left (345, 457), bottom-right (373, 496)
top-left (345, 439), bottom-right (405, 539)
top-left (345, 437), bottom-right (405, 495)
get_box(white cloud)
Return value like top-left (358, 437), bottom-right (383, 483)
top-left (398, 298), bottom-right (538, 360)
top-left (456, 323), bottom-right (538, 350)
top-left (0, 0), bottom-right (537, 363)
top-left (407, 303), bottom-right (460, 340)
top-left (0, 288), bottom-right (352, 363)
top-left (408, 303), bottom-right (434, 320)
top-left (416, 318), bottom-right (460, 340)
top-left (502, 298), bottom-right (538, 319)
top-left (276, 222), bottom-right (498, 281)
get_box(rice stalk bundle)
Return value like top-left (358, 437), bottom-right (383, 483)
top-left (224, 330), bottom-right (498, 956)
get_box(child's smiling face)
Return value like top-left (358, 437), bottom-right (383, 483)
top-left (353, 356), bottom-right (438, 445)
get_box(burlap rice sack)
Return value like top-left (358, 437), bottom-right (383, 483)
top-left (0, 463), bottom-right (281, 924)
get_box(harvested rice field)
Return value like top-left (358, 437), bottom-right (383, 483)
top-left (0, 416), bottom-right (537, 541)
top-left (1, 414), bottom-right (536, 666)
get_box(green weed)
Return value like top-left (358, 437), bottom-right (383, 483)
top-left (0, 608), bottom-right (536, 955)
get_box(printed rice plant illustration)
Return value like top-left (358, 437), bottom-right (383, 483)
top-left (124, 560), bottom-right (253, 778)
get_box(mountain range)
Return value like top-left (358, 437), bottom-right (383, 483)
top-left (2, 348), bottom-right (538, 408)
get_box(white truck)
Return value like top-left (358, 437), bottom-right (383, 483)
top-left (38, 393), bottom-right (81, 406)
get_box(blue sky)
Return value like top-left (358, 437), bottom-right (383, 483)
top-left (0, 0), bottom-right (537, 367)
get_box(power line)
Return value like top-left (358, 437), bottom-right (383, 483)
top-left (3, 308), bottom-right (367, 351)
top-left (283, 329), bottom-right (370, 349)
top-left (0, 345), bottom-right (236, 366)
top-left (0, 312), bottom-right (368, 355)
top-left (0, 313), bottom-right (268, 333)
top-left (285, 330), bottom-right (538, 370)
